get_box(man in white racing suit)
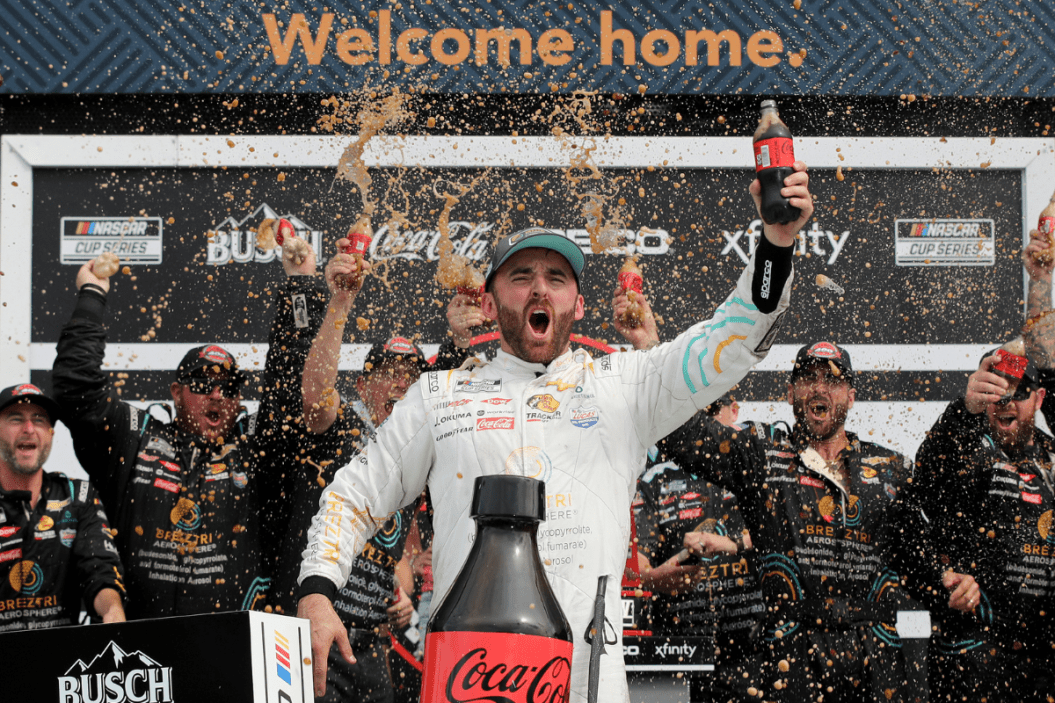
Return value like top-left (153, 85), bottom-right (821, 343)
top-left (297, 163), bottom-right (813, 702)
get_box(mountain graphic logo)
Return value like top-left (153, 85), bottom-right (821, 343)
top-left (60, 641), bottom-right (173, 703)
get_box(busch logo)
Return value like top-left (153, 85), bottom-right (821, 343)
top-left (59, 642), bottom-right (173, 703)
top-left (207, 204), bottom-right (322, 265)
top-left (445, 648), bottom-right (570, 703)
top-left (477, 417), bottom-right (514, 431)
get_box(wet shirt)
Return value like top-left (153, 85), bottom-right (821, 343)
top-left (635, 454), bottom-right (764, 647)
top-left (0, 472), bottom-right (124, 632)
top-left (911, 397), bottom-right (1055, 650)
top-left (299, 252), bottom-right (792, 703)
top-left (659, 417), bottom-right (922, 643)
top-left (52, 279), bottom-right (318, 618)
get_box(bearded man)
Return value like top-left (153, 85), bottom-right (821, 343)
top-left (657, 341), bottom-right (977, 703)
top-left (297, 163), bottom-right (814, 702)
top-left (909, 341), bottom-right (1055, 702)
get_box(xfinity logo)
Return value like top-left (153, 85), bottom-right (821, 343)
top-left (722, 220), bottom-right (849, 265)
top-left (207, 204), bottom-right (322, 265)
top-left (59, 641), bottom-right (173, 703)
top-left (654, 642), bottom-right (697, 659)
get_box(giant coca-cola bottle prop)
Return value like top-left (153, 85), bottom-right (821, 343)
top-left (421, 475), bottom-right (573, 703)
top-left (753, 99), bottom-right (800, 225)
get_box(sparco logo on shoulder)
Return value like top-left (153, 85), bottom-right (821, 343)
top-left (59, 641), bottom-right (173, 702)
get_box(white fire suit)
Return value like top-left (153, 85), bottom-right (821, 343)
top-left (299, 252), bottom-right (792, 702)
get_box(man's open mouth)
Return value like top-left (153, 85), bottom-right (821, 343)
top-left (994, 414), bottom-right (1017, 431)
top-left (808, 399), bottom-right (830, 420)
top-left (15, 441), bottom-right (37, 452)
top-left (528, 308), bottom-right (551, 337)
top-left (204, 410), bottom-right (222, 424)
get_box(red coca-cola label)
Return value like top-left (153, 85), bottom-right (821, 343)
top-left (421, 631), bottom-right (572, 703)
top-left (753, 137), bottom-right (795, 171)
top-left (477, 417), bottom-right (514, 431)
top-left (1022, 492), bottom-right (1042, 505)
top-left (457, 285), bottom-right (484, 302)
top-left (618, 271), bottom-right (643, 293)
top-left (994, 348), bottom-right (1028, 379)
top-left (1040, 216), bottom-right (1055, 236)
top-left (275, 218), bottom-right (295, 245)
top-left (343, 231), bottom-right (372, 255)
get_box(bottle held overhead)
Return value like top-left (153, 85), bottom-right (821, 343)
top-left (753, 99), bottom-right (801, 225)
top-left (618, 256), bottom-right (645, 328)
top-left (1031, 192), bottom-right (1055, 265)
top-left (335, 215), bottom-right (373, 290)
top-left (92, 251), bottom-right (121, 278)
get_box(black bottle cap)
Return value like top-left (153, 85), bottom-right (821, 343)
top-left (471, 475), bottom-right (546, 521)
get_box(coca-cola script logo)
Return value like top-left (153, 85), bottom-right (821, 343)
top-left (477, 417), bottom-right (514, 431)
top-left (445, 648), bottom-right (570, 703)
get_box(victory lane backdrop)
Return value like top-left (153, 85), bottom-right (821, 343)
top-left (28, 163), bottom-right (1023, 405)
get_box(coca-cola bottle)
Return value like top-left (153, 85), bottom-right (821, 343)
top-left (335, 215), bottom-right (372, 289)
top-left (421, 475), bottom-right (572, 703)
top-left (617, 256), bottom-right (644, 328)
top-left (753, 99), bottom-right (800, 225)
top-left (1032, 192), bottom-right (1055, 265)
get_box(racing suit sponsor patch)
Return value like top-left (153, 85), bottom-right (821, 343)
top-left (456, 378), bottom-right (502, 393)
top-left (154, 478), bottom-right (179, 493)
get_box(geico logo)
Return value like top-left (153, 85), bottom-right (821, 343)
top-left (623, 645), bottom-right (640, 656)
top-left (58, 668), bottom-right (173, 703)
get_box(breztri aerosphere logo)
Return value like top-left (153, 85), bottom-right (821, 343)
top-left (59, 641), bottom-right (173, 703)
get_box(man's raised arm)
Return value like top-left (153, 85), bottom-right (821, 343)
top-left (614, 162), bottom-right (813, 446)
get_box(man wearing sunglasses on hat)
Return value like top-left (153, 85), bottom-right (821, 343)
top-left (50, 242), bottom-right (321, 619)
top-left (906, 230), bottom-right (1055, 702)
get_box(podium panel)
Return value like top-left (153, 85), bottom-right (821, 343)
top-left (0, 611), bottom-right (313, 703)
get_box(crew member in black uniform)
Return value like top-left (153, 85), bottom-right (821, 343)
top-left (906, 231), bottom-right (1055, 702)
top-left (51, 244), bottom-right (320, 618)
top-left (635, 393), bottom-right (766, 703)
top-left (661, 341), bottom-right (976, 703)
top-left (266, 236), bottom-right (480, 703)
top-left (0, 384), bottom-right (125, 631)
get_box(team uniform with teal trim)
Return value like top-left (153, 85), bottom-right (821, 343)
top-left (635, 442), bottom-right (765, 703)
top-left (299, 246), bottom-right (792, 703)
top-left (52, 279), bottom-right (320, 618)
top-left (0, 472), bottom-right (124, 631)
top-left (660, 417), bottom-right (925, 702)
top-left (910, 395), bottom-right (1055, 702)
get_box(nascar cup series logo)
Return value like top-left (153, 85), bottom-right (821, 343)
top-left (59, 641), bottom-right (173, 703)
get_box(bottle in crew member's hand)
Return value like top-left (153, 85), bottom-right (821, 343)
top-left (421, 475), bottom-right (572, 703)
top-left (1032, 191), bottom-right (1055, 265)
top-left (92, 252), bottom-right (121, 278)
top-left (753, 99), bottom-right (800, 225)
top-left (618, 256), bottom-right (645, 328)
top-left (335, 215), bottom-right (373, 289)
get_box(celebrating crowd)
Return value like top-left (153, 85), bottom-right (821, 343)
top-left (2, 160), bottom-right (1054, 703)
